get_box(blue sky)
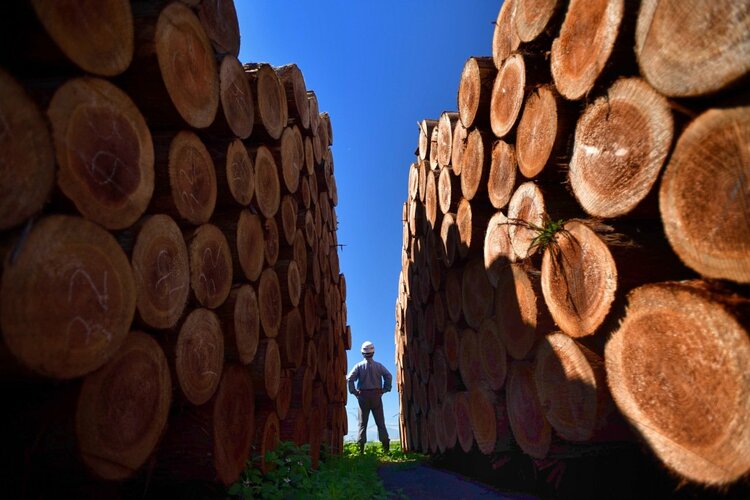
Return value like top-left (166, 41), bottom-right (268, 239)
top-left (236, 1), bottom-right (501, 442)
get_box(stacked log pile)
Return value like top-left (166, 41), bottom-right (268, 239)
top-left (0, 0), bottom-right (349, 496)
top-left (395, 0), bottom-right (750, 492)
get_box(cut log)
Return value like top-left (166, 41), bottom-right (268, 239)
top-left (439, 213), bottom-right (458, 267)
top-left (303, 288), bottom-right (316, 338)
top-left (459, 327), bottom-right (482, 391)
top-left (175, 308), bottom-right (224, 405)
top-left (569, 78), bottom-right (674, 218)
top-left (534, 332), bottom-right (601, 442)
top-left (218, 55), bottom-right (254, 139)
top-left (456, 198), bottom-right (487, 259)
top-left (445, 267), bottom-right (462, 324)
top-left (278, 308), bottom-right (304, 369)
top-left (541, 220), bottom-right (617, 338)
top-left (516, 85), bottom-right (568, 179)
top-left (478, 319), bottom-right (507, 391)
top-left (0, 68), bottom-right (54, 230)
top-left (280, 125), bottom-right (303, 194)
top-left (233, 210), bottom-right (264, 282)
top-left (276, 64), bottom-right (310, 130)
top-left (461, 257), bottom-right (494, 330)
top-left (291, 365), bottom-right (314, 417)
top-left (458, 56), bottom-right (496, 128)
top-left (187, 223), bottom-right (232, 309)
top-left (292, 229), bottom-right (307, 284)
top-left (605, 281), bottom-right (750, 485)
top-left (221, 138), bottom-right (254, 206)
top-left (307, 90), bottom-right (320, 137)
top-left (443, 323), bottom-right (460, 372)
top-left (429, 126), bottom-right (440, 170)
top-left (451, 120), bottom-right (469, 176)
top-left (418, 119), bottom-right (439, 161)
top-left (1, 215), bottom-right (135, 379)
top-left (254, 145), bottom-right (281, 219)
top-left (131, 214), bottom-right (190, 329)
top-left (304, 136), bottom-right (314, 176)
top-left (514, 0), bottom-right (565, 43)
top-left (76, 331), bottom-right (170, 480)
top-left (251, 338), bottom-right (281, 399)
top-left (217, 284), bottom-right (260, 365)
top-left (507, 361), bottom-right (551, 459)
top-left (442, 395), bottom-right (458, 450)
top-left (197, 0), bottom-right (240, 56)
top-left (425, 169), bottom-right (439, 230)
top-left (490, 53), bottom-right (526, 138)
top-left (279, 195), bottom-right (298, 246)
top-left (551, 0), bottom-right (624, 100)
top-left (460, 129), bottom-right (491, 201)
top-left (433, 290), bottom-right (446, 333)
top-left (264, 216), bottom-right (280, 267)
top-left (437, 111), bottom-right (460, 168)
top-left (271, 370), bottom-right (293, 421)
top-left (494, 263), bottom-right (538, 360)
top-left (454, 391), bottom-right (474, 453)
top-left (507, 181), bottom-right (546, 259)
top-left (48, 77), bottom-right (154, 230)
top-left (277, 259), bottom-right (301, 309)
top-left (492, 0), bottom-right (521, 68)
top-left (484, 212), bottom-right (516, 287)
top-left (417, 160), bottom-right (428, 203)
top-left (30, 0), bottom-right (133, 77)
top-left (408, 163), bottom-right (420, 201)
top-left (469, 386), bottom-right (497, 455)
top-left (659, 106), bottom-right (750, 284)
top-left (155, 131), bottom-right (217, 225)
top-left (155, 2), bottom-right (219, 128)
top-left (636, 0), bottom-right (750, 97)
top-left (487, 140), bottom-right (517, 209)
top-left (156, 362), bottom-right (254, 486)
top-left (258, 267), bottom-right (282, 338)
top-left (245, 63), bottom-right (287, 140)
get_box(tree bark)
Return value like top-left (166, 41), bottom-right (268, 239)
top-left (0, 68), bottom-right (55, 231)
top-left (659, 106), bottom-right (750, 284)
top-left (76, 331), bottom-right (170, 480)
top-left (48, 77), bottom-right (154, 230)
top-left (605, 281), bottom-right (750, 485)
top-left (1, 215), bottom-right (135, 379)
top-left (131, 214), bottom-right (190, 329)
top-left (175, 308), bottom-right (224, 405)
top-left (569, 78), bottom-right (674, 218)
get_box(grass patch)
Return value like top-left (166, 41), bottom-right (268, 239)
top-left (228, 441), bottom-right (425, 500)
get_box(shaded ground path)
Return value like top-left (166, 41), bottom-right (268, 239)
top-left (378, 464), bottom-right (539, 500)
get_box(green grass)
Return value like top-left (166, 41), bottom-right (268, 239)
top-left (228, 441), bottom-right (425, 500)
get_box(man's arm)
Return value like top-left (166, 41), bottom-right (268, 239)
top-left (381, 363), bottom-right (393, 393)
top-left (346, 365), bottom-right (360, 395)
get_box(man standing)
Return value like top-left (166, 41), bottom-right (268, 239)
top-left (347, 340), bottom-right (393, 454)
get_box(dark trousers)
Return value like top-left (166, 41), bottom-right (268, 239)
top-left (357, 390), bottom-right (389, 447)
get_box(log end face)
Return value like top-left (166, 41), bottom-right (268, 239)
top-left (176, 308), bottom-right (224, 405)
top-left (169, 132), bottom-right (217, 226)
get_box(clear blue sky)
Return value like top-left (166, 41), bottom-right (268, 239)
top-left (236, 1), bottom-right (501, 442)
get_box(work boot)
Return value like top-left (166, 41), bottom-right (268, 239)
top-left (358, 442), bottom-right (365, 455)
top-left (382, 440), bottom-right (390, 453)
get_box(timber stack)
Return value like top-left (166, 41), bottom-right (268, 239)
top-left (395, 0), bottom-right (750, 495)
top-left (0, 0), bottom-right (349, 497)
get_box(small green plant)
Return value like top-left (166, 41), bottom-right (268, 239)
top-left (506, 216), bottom-right (569, 255)
top-left (229, 441), bottom-right (424, 499)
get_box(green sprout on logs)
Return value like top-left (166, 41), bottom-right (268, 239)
top-left (505, 216), bottom-right (569, 255)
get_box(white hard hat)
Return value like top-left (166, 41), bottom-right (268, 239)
top-left (361, 341), bottom-right (375, 355)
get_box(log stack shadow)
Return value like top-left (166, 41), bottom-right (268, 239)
top-left (0, 0), bottom-right (349, 497)
top-left (395, 0), bottom-right (750, 497)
